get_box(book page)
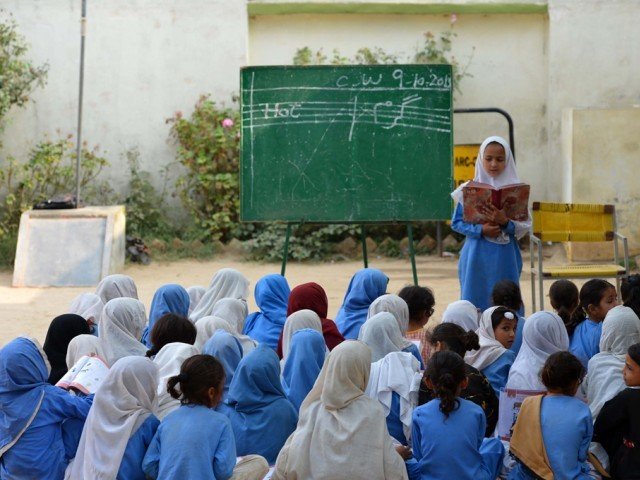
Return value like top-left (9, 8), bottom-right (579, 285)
top-left (68, 356), bottom-right (109, 395)
top-left (497, 388), bottom-right (544, 440)
top-left (56, 355), bottom-right (90, 389)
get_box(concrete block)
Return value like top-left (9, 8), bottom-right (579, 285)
top-left (12, 206), bottom-right (125, 287)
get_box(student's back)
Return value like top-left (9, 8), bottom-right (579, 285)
top-left (143, 404), bottom-right (235, 479)
top-left (412, 398), bottom-right (493, 480)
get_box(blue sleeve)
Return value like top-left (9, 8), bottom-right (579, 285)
top-left (501, 221), bottom-right (516, 235)
top-left (476, 407), bottom-right (486, 450)
top-left (578, 410), bottom-right (593, 463)
top-left (411, 411), bottom-right (423, 462)
top-left (141, 429), bottom-right (161, 479)
top-left (213, 423), bottom-right (237, 480)
top-left (45, 388), bottom-right (93, 422)
top-left (62, 418), bottom-right (87, 460)
top-left (451, 204), bottom-right (483, 239)
top-left (118, 416), bottom-right (160, 480)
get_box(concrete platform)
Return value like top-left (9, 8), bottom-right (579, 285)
top-left (12, 206), bottom-right (125, 287)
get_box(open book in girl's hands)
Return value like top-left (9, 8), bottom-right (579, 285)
top-left (462, 181), bottom-right (530, 224)
top-left (56, 355), bottom-right (109, 395)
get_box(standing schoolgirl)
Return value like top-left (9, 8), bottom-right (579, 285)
top-left (451, 136), bottom-right (530, 311)
top-left (0, 338), bottom-right (93, 479)
top-left (570, 279), bottom-right (618, 369)
top-left (465, 306), bottom-right (517, 396)
top-left (412, 351), bottom-right (504, 480)
top-left (142, 354), bottom-right (268, 479)
top-left (509, 352), bottom-right (592, 479)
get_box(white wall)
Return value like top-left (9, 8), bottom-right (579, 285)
top-left (249, 11), bottom-right (549, 200)
top-left (1, 0), bottom-right (248, 192)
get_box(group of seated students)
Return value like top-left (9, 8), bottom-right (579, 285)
top-left (1, 267), bottom-right (640, 480)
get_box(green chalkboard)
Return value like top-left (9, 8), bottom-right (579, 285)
top-left (240, 65), bottom-right (453, 222)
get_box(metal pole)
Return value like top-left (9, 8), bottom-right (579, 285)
top-left (361, 225), bottom-right (368, 268)
top-left (407, 223), bottom-right (418, 285)
top-left (75, 0), bottom-right (87, 208)
top-left (281, 223), bottom-right (292, 276)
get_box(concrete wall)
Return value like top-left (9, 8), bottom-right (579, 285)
top-left (1, 0), bottom-right (248, 191)
top-left (249, 11), bottom-right (549, 200)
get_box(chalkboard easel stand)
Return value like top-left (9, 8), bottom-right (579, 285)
top-left (280, 223), bottom-right (419, 286)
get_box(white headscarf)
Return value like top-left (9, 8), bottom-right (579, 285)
top-left (69, 293), bottom-right (104, 329)
top-left (99, 298), bottom-right (147, 365)
top-left (189, 268), bottom-right (250, 322)
top-left (442, 300), bottom-right (480, 332)
top-left (194, 316), bottom-right (236, 351)
top-left (153, 342), bottom-right (199, 420)
top-left (367, 294), bottom-right (413, 350)
top-left (66, 335), bottom-right (106, 369)
top-left (465, 307), bottom-right (509, 371)
top-left (65, 357), bottom-right (158, 480)
top-left (365, 351), bottom-right (422, 442)
top-left (506, 311), bottom-right (569, 391)
top-left (281, 310), bottom-right (323, 364)
top-left (210, 298), bottom-right (256, 354)
top-left (451, 136), bottom-right (530, 243)
top-left (95, 274), bottom-right (139, 304)
top-left (358, 312), bottom-right (405, 362)
top-left (273, 341), bottom-right (408, 480)
top-left (187, 286), bottom-right (206, 315)
top-left (585, 305), bottom-right (640, 419)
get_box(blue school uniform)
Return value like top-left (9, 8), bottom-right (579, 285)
top-left (510, 315), bottom-right (526, 354)
top-left (482, 350), bottom-right (516, 397)
top-left (570, 319), bottom-right (602, 369)
top-left (452, 203), bottom-right (523, 311)
top-left (141, 284), bottom-right (190, 348)
top-left (412, 398), bottom-right (504, 480)
top-left (203, 331), bottom-right (244, 401)
top-left (403, 344), bottom-right (425, 369)
top-left (509, 395), bottom-right (593, 479)
top-left (243, 274), bottom-right (291, 349)
top-left (142, 405), bottom-right (236, 480)
top-left (218, 344), bottom-right (298, 464)
top-left (0, 338), bottom-right (93, 480)
top-left (117, 415), bottom-right (160, 480)
top-left (335, 268), bottom-right (389, 339)
top-left (281, 329), bottom-right (325, 411)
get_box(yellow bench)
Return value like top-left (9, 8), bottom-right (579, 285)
top-left (529, 202), bottom-right (629, 312)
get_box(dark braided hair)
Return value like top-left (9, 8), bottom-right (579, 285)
top-left (622, 275), bottom-right (640, 320)
top-left (426, 323), bottom-right (479, 358)
top-left (549, 280), bottom-right (580, 335)
top-left (425, 351), bottom-right (466, 418)
top-left (540, 351), bottom-right (584, 395)
top-left (491, 280), bottom-right (523, 311)
top-left (146, 313), bottom-right (197, 357)
top-left (167, 354), bottom-right (225, 407)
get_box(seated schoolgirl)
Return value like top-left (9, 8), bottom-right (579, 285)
top-left (243, 274), bottom-right (291, 349)
top-left (43, 314), bottom-right (91, 384)
top-left (441, 299), bottom-right (480, 331)
top-left (211, 298), bottom-right (258, 354)
top-left (202, 330), bottom-right (243, 402)
top-left (398, 285), bottom-right (436, 364)
top-left (68, 292), bottom-right (103, 335)
top-left (186, 285), bottom-right (206, 315)
top-left (506, 311), bottom-right (569, 391)
top-left (335, 268), bottom-right (389, 339)
top-left (570, 279), bottom-right (618, 369)
top-left (144, 313), bottom-right (197, 358)
top-left (274, 341), bottom-right (409, 480)
top-left (153, 343), bottom-right (200, 420)
top-left (548, 279), bottom-right (580, 335)
top-left (594, 342), bottom-right (640, 479)
top-left (0, 337), bottom-right (93, 480)
top-left (95, 273), bottom-right (139, 304)
top-left (359, 312), bottom-right (409, 362)
top-left (141, 283), bottom-right (190, 348)
top-left (280, 309), bottom-right (324, 365)
top-left (142, 355), bottom-right (269, 479)
top-left (281, 328), bottom-right (326, 411)
top-left (491, 280), bottom-right (525, 354)
top-left (194, 316), bottom-right (236, 351)
top-left (189, 268), bottom-right (250, 323)
top-left (276, 281), bottom-right (344, 356)
top-left (366, 351), bottom-right (421, 446)
top-left (217, 344), bottom-right (298, 464)
top-left (412, 351), bottom-right (504, 480)
top-left (419, 323), bottom-right (498, 437)
top-left (66, 357), bottom-right (160, 480)
top-left (368, 294), bottom-right (424, 368)
top-left (509, 351), bottom-right (592, 479)
top-left (622, 274), bottom-right (640, 319)
top-left (465, 306), bottom-right (517, 396)
top-left (66, 334), bottom-right (105, 369)
top-left (583, 305), bottom-right (640, 419)
top-left (99, 297), bottom-right (147, 365)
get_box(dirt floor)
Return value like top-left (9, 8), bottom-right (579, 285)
top-left (0, 249), bottom-right (576, 346)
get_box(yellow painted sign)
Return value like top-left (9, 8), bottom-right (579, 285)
top-left (453, 144), bottom-right (480, 188)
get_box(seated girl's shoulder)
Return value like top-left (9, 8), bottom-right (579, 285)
top-left (501, 349), bottom-right (517, 363)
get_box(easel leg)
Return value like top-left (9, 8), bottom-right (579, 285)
top-left (407, 223), bottom-right (418, 285)
top-left (436, 221), bottom-right (443, 257)
top-left (281, 223), bottom-right (292, 276)
top-left (361, 225), bottom-right (368, 268)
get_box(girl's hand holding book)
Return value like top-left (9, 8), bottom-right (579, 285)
top-left (478, 203), bottom-right (509, 226)
top-left (482, 223), bottom-right (502, 239)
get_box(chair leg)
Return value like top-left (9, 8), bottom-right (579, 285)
top-left (538, 242), bottom-right (544, 311)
